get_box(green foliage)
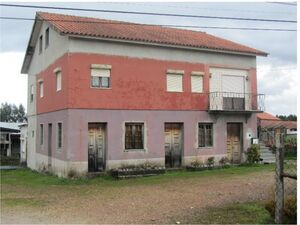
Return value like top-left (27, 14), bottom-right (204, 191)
top-left (276, 114), bottom-right (297, 121)
top-left (190, 158), bottom-right (204, 167)
top-left (219, 157), bottom-right (230, 166)
top-left (207, 157), bottom-right (215, 167)
top-left (0, 102), bottom-right (27, 122)
top-left (265, 192), bottom-right (297, 224)
top-left (246, 144), bottom-right (261, 163)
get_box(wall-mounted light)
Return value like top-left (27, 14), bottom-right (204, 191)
top-left (246, 75), bottom-right (249, 81)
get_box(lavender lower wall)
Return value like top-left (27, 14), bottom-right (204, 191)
top-left (36, 109), bottom-right (257, 173)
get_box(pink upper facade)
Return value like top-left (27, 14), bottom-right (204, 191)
top-left (36, 52), bottom-right (258, 114)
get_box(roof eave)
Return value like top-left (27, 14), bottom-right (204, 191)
top-left (21, 15), bottom-right (43, 74)
top-left (68, 34), bottom-right (268, 57)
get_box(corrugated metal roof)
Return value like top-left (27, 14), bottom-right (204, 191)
top-left (257, 112), bottom-right (281, 121)
top-left (0, 122), bottom-right (25, 131)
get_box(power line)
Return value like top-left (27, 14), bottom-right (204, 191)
top-left (269, 2), bottom-right (297, 6)
top-left (0, 3), bottom-right (297, 23)
top-left (0, 16), bottom-right (296, 32)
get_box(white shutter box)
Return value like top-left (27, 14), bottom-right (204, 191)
top-left (91, 68), bottom-right (110, 77)
top-left (191, 75), bottom-right (203, 93)
top-left (167, 74), bottom-right (183, 92)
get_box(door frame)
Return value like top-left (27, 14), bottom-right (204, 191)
top-left (164, 122), bottom-right (184, 168)
top-left (226, 122), bottom-right (243, 163)
top-left (88, 123), bottom-right (107, 172)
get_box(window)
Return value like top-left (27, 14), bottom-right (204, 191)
top-left (39, 35), bottom-right (43, 54)
top-left (191, 72), bottom-right (204, 93)
top-left (56, 71), bottom-right (62, 91)
top-left (125, 123), bottom-right (144, 150)
top-left (57, 122), bottom-right (62, 149)
top-left (39, 81), bottom-right (44, 98)
top-left (40, 124), bottom-right (44, 145)
top-left (166, 70), bottom-right (183, 92)
top-left (198, 123), bottom-right (213, 147)
top-left (31, 130), bottom-right (34, 138)
top-left (91, 64), bottom-right (111, 88)
top-left (30, 85), bottom-right (34, 102)
top-left (45, 28), bottom-right (49, 48)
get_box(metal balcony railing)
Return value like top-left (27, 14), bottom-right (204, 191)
top-left (209, 92), bottom-right (265, 112)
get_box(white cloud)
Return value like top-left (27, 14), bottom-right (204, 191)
top-left (0, 52), bottom-right (27, 110)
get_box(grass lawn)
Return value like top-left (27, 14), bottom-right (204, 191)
top-left (1, 163), bottom-right (274, 188)
top-left (1, 164), bottom-right (275, 224)
top-left (179, 202), bottom-right (273, 224)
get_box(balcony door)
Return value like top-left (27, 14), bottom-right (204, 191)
top-left (222, 75), bottom-right (245, 110)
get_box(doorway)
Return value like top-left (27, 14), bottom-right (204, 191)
top-left (88, 123), bottom-right (106, 172)
top-left (48, 123), bottom-right (52, 168)
top-left (164, 123), bottom-right (183, 168)
top-left (227, 123), bottom-right (242, 164)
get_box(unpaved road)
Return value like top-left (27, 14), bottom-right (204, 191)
top-left (1, 170), bottom-right (274, 224)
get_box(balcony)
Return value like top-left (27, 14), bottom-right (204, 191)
top-left (209, 92), bottom-right (265, 113)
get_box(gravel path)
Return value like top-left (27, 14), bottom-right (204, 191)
top-left (1, 170), bottom-right (274, 224)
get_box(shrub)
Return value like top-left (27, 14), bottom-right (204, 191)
top-left (207, 157), bottom-right (215, 167)
top-left (219, 157), bottom-right (230, 167)
top-left (246, 144), bottom-right (260, 163)
top-left (265, 193), bottom-right (297, 223)
top-left (190, 158), bottom-right (204, 168)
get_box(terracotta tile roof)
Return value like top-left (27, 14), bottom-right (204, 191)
top-left (261, 120), bottom-right (297, 129)
top-left (37, 12), bottom-right (267, 56)
top-left (257, 112), bottom-right (281, 121)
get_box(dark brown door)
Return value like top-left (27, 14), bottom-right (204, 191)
top-left (48, 124), bottom-right (52, 167)
top-left (88, 123), bottom-right (106, 172)
top-left (227, 123), bottom-right (242, 164)
top-left (165, 123), bottom-right (183, 168)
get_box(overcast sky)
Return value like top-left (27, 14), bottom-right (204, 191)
top-left (0, 1), bottom-right (297, 115)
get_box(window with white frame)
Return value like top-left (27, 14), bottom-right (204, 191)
top-left (40, 124), bottom-right (44, 145)
top-left (191, 71), bottom-right (204, 93)
top-left (39, 81), bottom-right (44, 98)
top-left (198, 123), bottom-right (213, 147)
top-left (39, 35), bottom-right (43, 54)
top-left (166, 70), bottom-right (184, 92)
top-left (57, 122), bottom-right (62, 149)
top-left (30, 84), bottom-right (34, 102)
top-left (45, 28), bottom-right (49, 48)
top-left (125, 123), bottom-right (144, 150)
top-left (56, 71), bottom-right (62, 91)
top-left (91, 64), bottom-right (111, 88)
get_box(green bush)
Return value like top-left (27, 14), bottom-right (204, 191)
top-left (219, 157), bottom-right (230, 166)
top-left (207, 157), bottom-right (215, 167)
top-left (190, 158), bottom-right (204, 168)
top-left (246, 144), bottom-right (260, 164)
top-left (265, 193), bottom-right (297, 224)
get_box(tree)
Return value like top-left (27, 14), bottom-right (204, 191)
top-left (0, 102), bottom-right (27, 122)
top-left (276, 114), bottom-right (297, 121)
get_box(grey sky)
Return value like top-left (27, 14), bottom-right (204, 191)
top-left (0, 2), bottom-right (297, 115)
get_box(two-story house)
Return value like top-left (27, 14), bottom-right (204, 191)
top-left (21, 12), bottom-right (267, 177)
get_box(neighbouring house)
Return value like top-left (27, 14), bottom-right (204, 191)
top-left (258, 112), bottom-right (297, 146)
top-left (0, 122), bottom-right (23, 158)
top-left (21, 12), bottom-right (267, 177)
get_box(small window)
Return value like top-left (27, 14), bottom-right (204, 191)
top-left (191, 73), bottom-right (203, 93)
top-left (56, 71), bottom-right (62, 91)
top-left (30, 85), bottom-right (34, 102)
top-left (198, 123), bottom-right (213, 147)
top-left (31, 130), bottom-right (34, 138)
top-left (125, 123), bottom-right (144, 150)
top-left (91, 66), bottom-right (111, 88)
top-left (39, 81), bottom-right (44, 98)
top-left (166, 70), bottom-right (183, 92)
top-left (45, 28), bottom-right (49, 48)
top-left (57, 122), bottom-right (62, 149)
top-left (40, 124), bottom-right (44, 145)
top-left (39, 35), bottom-right (43, 54)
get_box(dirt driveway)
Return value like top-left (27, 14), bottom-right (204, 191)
top-left (1, 168), bottom-right (274, 224)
